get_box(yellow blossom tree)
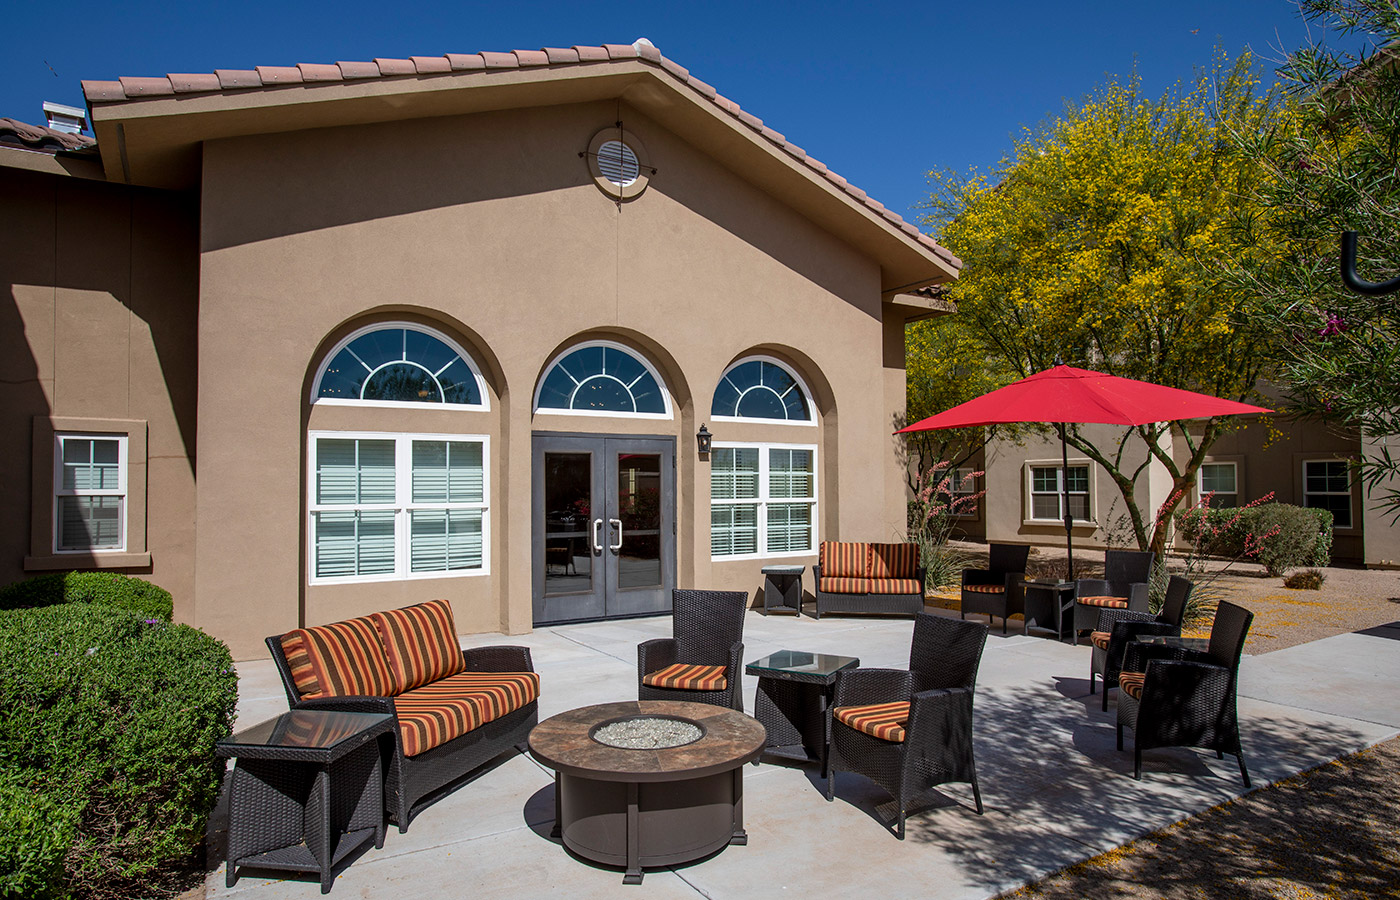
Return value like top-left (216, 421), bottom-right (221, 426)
top-left (915, 55), bottom-right (1282, 553)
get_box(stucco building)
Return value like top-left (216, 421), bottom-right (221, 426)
top-left (1, 40), bottom-right (959, 658)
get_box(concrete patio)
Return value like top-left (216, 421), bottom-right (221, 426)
top-left (210, 608), bottom-right (1400, 899)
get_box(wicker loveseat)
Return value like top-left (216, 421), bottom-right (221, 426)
top-left (812, 541), bottom-right (926, 619)
top-left (267, 599), bottom-right (539, 831)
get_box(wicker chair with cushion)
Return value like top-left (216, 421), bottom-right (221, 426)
top-left (1072, 549), bottom-right (1155, 644)
top-left (825, 613), bottom-right (989, 839)
top-left (267, 599), bottom-right (539, 832)
top-left (1089, 575), bottom-right (1192, 711)
top-left (1116, 600), bottom-right (1254, 786)
top-left (959, 543), bottom-right (1031, 634)
top-left (637, 588), bottom-right (748, 711)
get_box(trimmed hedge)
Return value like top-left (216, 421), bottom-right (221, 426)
top-left (1176, 502), bottom-right (1333, 576)
top-left (0, 572), bottom-right (173, 621)
top-left (0, 603), bottom-right (237, 899)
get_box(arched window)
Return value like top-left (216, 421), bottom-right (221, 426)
top-left (313, 324), bottom-right (487, 409)
top-left (711, 357), bottom-right (813, 424)
top-left (535, 341), bottom-right (671, 417)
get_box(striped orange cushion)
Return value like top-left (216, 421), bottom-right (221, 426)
top-left (834, 701), bottom-right (910, 742)
top-left (393, 670), bottom-right (541, 757)
top-left (371, 599), bottom-right (466, 694)
top-left (819, 576), bottom-right (873, 594)
top-left (1118, 671), bottom-right (1146, 700)
top-left (869, 543), bottom-right (917, 579)
top-left (866, 577), bottom-right (922, 594)
top-left (279, 632), bottom-right (322, 698)
top-left (641, 663), bottom-right (728, 691)
top-left (964, 583), bottom-right (1006, 594)
top-left (284, 616), bottom-right (394, 699)
top-left (1090, 631), bottom-right (1112, 651)
top-left (1078, 596), bottom-right (1128, 608)
top-left (820, 541), bottom-right (870, 578)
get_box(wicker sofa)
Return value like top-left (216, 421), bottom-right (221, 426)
top-left (812, 541), bottom-right (926, 619)
top-left (267, 599), bottom-right (539, 832)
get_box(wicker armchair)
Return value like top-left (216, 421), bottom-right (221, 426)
top-left (1089, 575), bottom-right (1192, 711)
top-left (637, 588), bottom-right (748, 711)
top-left (959, 543), bottom-right (1030, 634)
top-left (825, 613), bottom-right (989, 839)
top-left (1072, 549), bottom-right (1155, 644)
top-left (1116, 600), bottom-right (1254, 786)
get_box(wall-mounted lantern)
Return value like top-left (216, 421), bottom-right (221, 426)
top-left (696, 424), bottom-right (712, 454)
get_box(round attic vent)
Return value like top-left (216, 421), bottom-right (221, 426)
top-left (587, 127), bottom-right (651, 200)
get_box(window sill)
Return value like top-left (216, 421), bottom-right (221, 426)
top-left (25, 552), bottom-right (152, 572)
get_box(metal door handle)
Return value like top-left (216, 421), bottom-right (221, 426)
top-left (592, 518), bottom-right (604, 554)
top-left (609, 518), bottom-right (623, 552)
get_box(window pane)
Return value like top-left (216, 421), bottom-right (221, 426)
top-left (448, 442), bottom-right (484, 503)
top-left (711, 504), bottom-right (759, 556)
top-left (711, 448), bottom-right (760, 500)
top-left (314, 510), bottom-right (396, 578)
top-left (412, 441), bottom-right (448, 502)
top-left (363, 362), bottom-right (442, 403)
top-left (58, 496), bottom-right (122, 550)
top-left (769, 449), bottom-right (814, 499)
top-left (1032, 494), bottom-right (1060, 520)
top-left (766, 503), bottom-right (812, 554)
top-left (62, 438), bottom-right (120, 491)
top-left (1305, 493), bottom-right (1352, 529)
top-left (410, 509), bottom-right (485, 572)
top-left (1068, 494), bottom-right (1090, 522)
top-left (1032, 467), bottom-right (1058, 493)
top-left (358, 511), bottom-right (396, 575)
top-left (316, 440), bottom-right (359, 505)
top-left (319, 328), bottom-right (480, 406)
top-left (538, 345), bottom-right (666, 414)
top-left (358, 441), bottom-right (397, 503)
top-left (1065, 466), bottom-right (1089, 494)
top-left (1200, 464), bottom-right (1236, 494)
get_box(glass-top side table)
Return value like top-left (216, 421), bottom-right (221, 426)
top-left (1020, 578), bottom-right (1077, 640)
top-left (745, 650), bottom-right (858, 777)
top-left (761, 565), bottom-right (806, 616)
top-left (216, 710), bottom-right (393, 893)
top-left (1136, 635), bottom-right (1211, 653)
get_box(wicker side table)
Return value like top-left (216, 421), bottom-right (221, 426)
top-left (745, 649), bottom-right (859, 777)
top-left (761, 565), bottom-right (806, 615)
top-left (216, 710), bottom-right (393, 894)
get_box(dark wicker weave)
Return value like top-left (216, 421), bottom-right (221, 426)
top-left (1116, 600), bottom-right (1254, 786)
top-left (266, 638), bottom-right (538, 832)
top-left (825, 613), bottom-right (989, 839)
top-left (1090, 575), bottom-right (1192, 711)
top-left (1072, 549), bottom-right (1155, 642)
top-left (812, 564), bottom-right (927, 619)
top-left (637, 588), bottom-right (748, 711)
top-left (959, 543), bottom-right (1030, 634)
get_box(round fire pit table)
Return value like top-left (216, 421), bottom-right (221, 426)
top-left (528, 700), bottom-right (765, 884)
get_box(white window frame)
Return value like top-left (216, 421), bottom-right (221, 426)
top-left (310, 322), bottom-right (490, 412)
top-left (52, 433), bottom-right (128, 554)
top-left (710, 441), bottom-right (818, 561)
top-left (1197, 461), bottom-right (1239, 508)
top-left (307, 430), bottom-right (491, 584)
top-left (1302, 459), bottom-right (1353, 531)
top-left (533, 339), bottom-right (674, 420)
top-left (1024, 460), bottom-right (1093, 525)
top-left (711, 354), bottom-right (817, 427)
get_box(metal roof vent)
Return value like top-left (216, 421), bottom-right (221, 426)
top-left (43, 101), bottom-right (86, 135)
top-left (597, 140), bottom-right (640, 187)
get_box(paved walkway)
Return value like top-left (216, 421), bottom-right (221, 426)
top-left (210, 609), bottom-right (1400, 899)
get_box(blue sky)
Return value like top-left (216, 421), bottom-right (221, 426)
top-left (6, 1), bottom-right (1326, 225)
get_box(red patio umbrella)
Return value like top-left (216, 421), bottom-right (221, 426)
top-left (897, 363), bottom-right (1270, 579)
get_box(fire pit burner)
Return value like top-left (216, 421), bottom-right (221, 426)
top-left (591, 716), bottom-right (703, 749)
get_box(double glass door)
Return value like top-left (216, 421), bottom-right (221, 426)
top-left (532, 434), bottom-right (675, 624)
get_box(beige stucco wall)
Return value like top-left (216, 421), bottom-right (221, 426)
top-left (193, 100), bottom-right (907, 657)
top-left (0, 162), bottom-right (199, 617)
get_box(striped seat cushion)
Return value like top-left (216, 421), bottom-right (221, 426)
top-left (820, 541), bottom-right (870, 578)
top-left (1118, 671), bottom-right (1146, 700)
top-left (641, 663), bottom-right (728, 691)
top-left (964, 583), bottom-right (1006, 594)
top-left (1078, 596), bottom-right (1129, 609)
top-left (371, 599), bottom-right (466, 694)
top-left (1090, 631), bottom-right (1112, 651)
top-left (869, 543), bottom-right (918, 579)
top-left (866, 577), bottom-right (922, 595)
top-left (280, 616), bottom-right (395, 699)
top-left (834, 701), bottom-right (910, 743)
top-left (819, 576), bottom-right (873, 594)
top-left (393, 670), bottom-right (541, 757)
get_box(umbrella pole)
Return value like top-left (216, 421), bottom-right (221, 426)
top-left (1059, 423), bottom-right (1074, 582)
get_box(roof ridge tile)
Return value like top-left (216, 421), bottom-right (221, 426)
top-left (297, 63), bottom-right (342, 83)
top-left (256, 66), bottom-right (303, 85)
top-left (410, 56), bottom-right (452, 74)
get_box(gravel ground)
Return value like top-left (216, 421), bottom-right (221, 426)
top-left (933, 542), bottom-right (1400, 899)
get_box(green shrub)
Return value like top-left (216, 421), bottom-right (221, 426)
top-left (0, 604), bottom-right (237, 898)
top-left (1175, 502), bottom-right (1333, 576)
top-left (0, 770), bottom-right (77, 900)
top-left (0, 572), bottom-right (173, 621)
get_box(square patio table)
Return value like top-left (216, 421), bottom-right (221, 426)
top-left (761, 565), bottom-right (806, 615)
top-left (1021, 578), bottom-right (1077, 640)
top-left (216, 709), bottom-right (393, 894)
top-left (745, 649), bottom-right (859, 776)
top-left (1136, 635), bottom-right (1211, 653)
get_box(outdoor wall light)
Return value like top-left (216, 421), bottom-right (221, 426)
top-left (696, 424), bottom-right (712, 454)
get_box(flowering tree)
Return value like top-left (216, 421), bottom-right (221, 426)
top-left (1229, 0), bottom-right (1400, 517)
top-left (916, 54), bottom-right (1281, 554)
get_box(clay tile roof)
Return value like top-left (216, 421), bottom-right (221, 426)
top-left (0, 117), bottom-right (96, 153)
top-left (77, 41), bottom-right (959, 271)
